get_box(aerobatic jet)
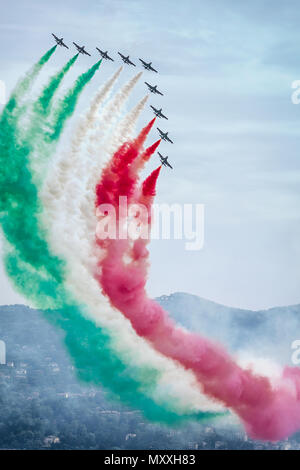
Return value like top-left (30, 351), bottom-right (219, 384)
top-left (150, 105), bottom-right (168, 120)
top-left (52, 33), bottom-right (69, 49)
top-left (73, 42), bottom-right (91, 56)
top-left (118, 52), bottom-right (136, 66)
top-left (158, 152), bottom-right (173, 169)
top-left (96, 48), bottom-right (114, 61)
top-left (139, 59), bottom-right (158, 73)
top-left (157, 127), bottom-right (173, 144)
top-left (145, 82), bottom-right (163, 96)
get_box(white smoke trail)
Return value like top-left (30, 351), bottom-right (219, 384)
top-left (41, 79), bottom-right (224, 415)
top-left (79, 72), bottom-right (145, 190)
top-left (45, 72), bottom-right (145, 239)
top-left (81, 95), bottom-right (149, 243)
top-left (88, 71), bottom-right (143, 148)
top-left (70, 66), bottom-right (123, 153)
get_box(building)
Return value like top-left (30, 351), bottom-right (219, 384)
top-left (44, 436), bottom-right (60, 447)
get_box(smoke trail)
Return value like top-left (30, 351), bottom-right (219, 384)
top-left (34, 54), bottom-right (79, 116)
top-left (68, 73), bottom-right (147, 229)
top-left (105, 95), bottom-right (149, 154)
top-left (41, 96), bottom-right (224, 416)
top-left (0, 47), bottom-right (62, 275)
top-left (0, 45), bottom-right (57, 166)
top-left (69, 95), bottom-right (150, 266)
top-left (43, 77), bottom-right (149, 282)
top-left (47, 60), bottom-right (102, 142)
top-left (21, 55), bottom-right (80, 183)
top-left (71, 66), bottom-right (123, 151)
top-left (86, 72), bottom-right (144, 169)
top-left (0, 55), bottom-right (221, 423)
top-left (95, 127), bottom-right (300, 441)
top-left (4, 221), bottom-right (220, 422)
top-left (91, 71), bottom-right (143, 140)
top-left (82, 95), bottom-right (150, 237)
top-left (4, 244), bottom-right (218, 425)
top-left (12, 46), bottom-right (57, 105)
top-left (0, 53), bottom-right (93, 277)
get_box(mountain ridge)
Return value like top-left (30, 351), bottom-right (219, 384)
top-left (1, 293), bottom-right (300, 365)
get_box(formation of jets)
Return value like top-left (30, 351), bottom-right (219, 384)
top-left (51, 33), bottom-right (175, 169)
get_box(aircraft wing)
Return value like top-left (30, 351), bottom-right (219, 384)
top-left (150, 66), bottom-right (158, 73)
top-left (166, 160), bottom-right (173, 169)
top-left (108, 55), bottom-right (114, 61)
top-left (84, 50), bottom-right (91, 56)
top-left (161, 113), bottom-right (168, 120)
top-left (128, 59), bottom-right (136, 66)
top-left (73, 42), bottom-right (79, 48)
top-left (167, 136), bottom-right (173, 144)
top-left (62, 42), bottom-right (69, 49)
top-left (52, 33), bottom-right (58, 40)
top-left (157, 90), bottom-right (163, 96)
top-left (139, 59), bottom-right (146, 66)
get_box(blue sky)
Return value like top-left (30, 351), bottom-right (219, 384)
top-left (1, 0), bottom-right (300, 309)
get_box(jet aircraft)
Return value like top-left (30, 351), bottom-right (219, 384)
top-left (151, 105), bottom-right (168, 120)
top-left (157, 127), bottom-right (173, 143)
top-left (145, 82), bottom-right (163, 95)
top-left (73, 42), bottom-right (91, 56)
top-left (139, 59), bottom-right (158, 73)
top-left (52, 33), bottom-right (69, 49)
top-left (158, 152), bottom-right (173, 169)
top-left (118, 52), bottom-right (136, 66)
top-left (96, 48), bottom-right (114, 61)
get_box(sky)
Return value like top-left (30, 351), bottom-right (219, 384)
top-left (0, 0), bottom-right (300, 310)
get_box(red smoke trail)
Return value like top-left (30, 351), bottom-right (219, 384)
top-left (140, 139), bottom-right (161, 164)
top-left (95, 125), bottom-right (300, 441)
top-left (142, 165), bottom-right (161, 197)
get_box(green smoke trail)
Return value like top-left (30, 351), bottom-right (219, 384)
top-left (47, 59), bottom-right (102, 142)
top-left (4, 246), bottom-right (221, 425)
top-left (0, 58), bottom-right (100, 274)
top-left (0, 46), bottom-right (62, 275)
top-left (0, 45), bottom-right (57, 157)
top-left (0, 51), bottom-right (223, 425)
top-left (22, 54), bottom-right (80, 182)
top-left (12, 46), bottom-right (57, 105)
top-left (0, 111), bottom-right (64, 277)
